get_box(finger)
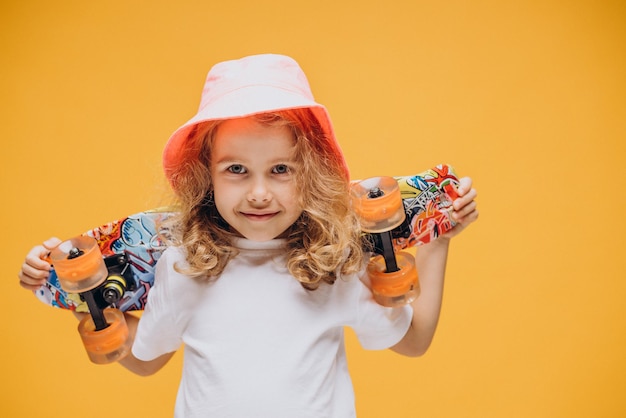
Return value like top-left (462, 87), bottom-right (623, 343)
top-left (23, 245), bottom-right (54, 271)
top-left (19, 277), bottom-right (46, 291)
top-left (19, 242), bottom-right (56, 290)
top-left (454, 199), bottom-right (478, 218)
top-left (455, 177), bottom-right (473, 196)
top-left (19, 261), bottom-right (51, 281)
top-left (453, 188), bottom-right (478, 211)
top-left (453, 204), bottom-right (479, 225)
top-left (19, 280), bottom-right (44, 292)
top-left (43, 237), bottom-right (62, 251)
top-left (18, 268), bottom-right (48, 290)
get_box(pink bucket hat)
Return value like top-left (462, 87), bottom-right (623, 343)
top-left (162, 54), bottom-right (349, 184)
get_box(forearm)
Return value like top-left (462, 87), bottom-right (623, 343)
top-left (391, 238), bottom-right (450, 357)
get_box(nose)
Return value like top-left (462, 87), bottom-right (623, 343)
top-left (247, 178), bottom-right (272, 204)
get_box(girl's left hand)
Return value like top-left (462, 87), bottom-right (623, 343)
top-left (444, 177), bottom-right (479, 239)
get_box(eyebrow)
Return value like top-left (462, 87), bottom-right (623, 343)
top-left (214, 153), bottom-right (297, 164)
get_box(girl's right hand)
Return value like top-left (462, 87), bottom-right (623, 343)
top-left (18, 237), bottom-right (62, 291)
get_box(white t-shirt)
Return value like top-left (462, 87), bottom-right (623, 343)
top-left (133, 238), bottom-right (412, 418)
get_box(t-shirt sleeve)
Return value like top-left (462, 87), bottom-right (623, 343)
top-left (351, 278), bottom-right (413, 350)
top-left (132, 249), bottom-right (184, 360)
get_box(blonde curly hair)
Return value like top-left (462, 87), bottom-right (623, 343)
top-left (164, 108), bottom-right (364, 289)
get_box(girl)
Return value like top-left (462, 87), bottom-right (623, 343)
top-left (18, 54), bottom-right (478, 417)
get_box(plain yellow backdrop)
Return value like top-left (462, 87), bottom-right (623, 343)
top-left (2, 1), bottom-right (625, 417)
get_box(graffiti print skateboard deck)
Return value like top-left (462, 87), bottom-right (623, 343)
top-left (35, 208), bottom-right (174, 314)
top-left (33, 164), bottom-right (460, 312)
top-left (352, 163), bottom-right (460, 307)
top-left (393, 163), bottom-right (460, 248)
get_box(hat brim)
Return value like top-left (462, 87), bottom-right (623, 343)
top-left (163, 85), bottom-right (348, 181)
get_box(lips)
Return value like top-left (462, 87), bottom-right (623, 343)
top-left (241, 212), bottom-right (279, 221)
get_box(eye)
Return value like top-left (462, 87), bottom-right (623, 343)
top-left (272, 164), bottom-right (290, 174)
top-left (227, 164), bottom-right (247, 174)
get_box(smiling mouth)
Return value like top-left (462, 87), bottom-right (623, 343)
top-left (241, 212), bottom-right (278, 221)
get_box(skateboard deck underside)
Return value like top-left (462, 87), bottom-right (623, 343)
top-left (34, 164), bottom-right (459, 312)
top-left (35, 210), bottom-right (173, 313)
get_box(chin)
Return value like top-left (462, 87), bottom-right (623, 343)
top-left (239, 230), bottom-right (283, 242)
top-left (248, 227), bottom-right (294, 242)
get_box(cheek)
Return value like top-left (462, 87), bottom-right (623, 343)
top-left (212, 183), bottom-right (236, 214)
top-left (283, 184), bottom-right (303, 212)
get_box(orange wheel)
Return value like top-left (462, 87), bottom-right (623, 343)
top-left (351, 176), bottom-right (405, 233)
top-left (367, 251), bottom-right (420, 307)
top-left (78, 308), bottom-right (131, 364)
top-left (49, 236), bottom-right (107, 293)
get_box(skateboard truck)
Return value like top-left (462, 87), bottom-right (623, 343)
top-left (49, 236), bottom-right (132, 364)
top-left (351, 177), bottom-right (420, 308)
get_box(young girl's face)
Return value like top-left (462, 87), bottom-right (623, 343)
top-left (210, 116), bottom-right (303, 241)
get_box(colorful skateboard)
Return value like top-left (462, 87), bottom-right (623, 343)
top-left (36, 209), bottom-right (173, 314)
top-left (36, 208), bottom-right (173, 363)
top-left (34, 164), bottom-right (460, 363)
top-left (352, 163), bottom-right (460, 307)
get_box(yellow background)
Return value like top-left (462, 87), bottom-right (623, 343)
top-left (2, 1), bottom-right (625, 417)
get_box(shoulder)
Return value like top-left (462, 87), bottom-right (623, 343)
top-left (155, 246), bottom-right (188, 274)
top-left (152, 246), bottom-right (199, 295)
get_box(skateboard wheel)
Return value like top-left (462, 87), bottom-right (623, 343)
top-left (367, 251), bottom-right (420, 307)
top-left (78, 308), bottom-right (131, 364)
top-left (351, 177), bottom-right (405, 233)
top-left (49, 236), bottom-right (107, 293)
